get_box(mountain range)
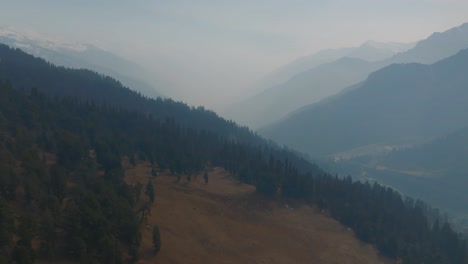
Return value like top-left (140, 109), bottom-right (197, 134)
top-left (226, 22), bottom-right (468, 129)
top-left (251, 40), bottom-right (413, 93)
top-left (259, 48), bottom-right (468, 157)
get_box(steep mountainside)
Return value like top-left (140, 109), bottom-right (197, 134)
top-left (226, 22), bottom-right (468, 129)
top-left (259, 48), bottom-right (468, 157)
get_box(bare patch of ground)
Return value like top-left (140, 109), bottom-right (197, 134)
top-left (125, 163), bottom-right (392, 264)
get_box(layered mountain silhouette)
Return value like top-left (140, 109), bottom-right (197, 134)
top-left (252, 40), bottom-right (413, 93)
top-left (259, 48), bottom-right (468, 157)
top-left (227, 22), bottom-right (468, 129)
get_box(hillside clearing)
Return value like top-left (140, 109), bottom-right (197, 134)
top-left (125, 162), bottom-right (390, 264)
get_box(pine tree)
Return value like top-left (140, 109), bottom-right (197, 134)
top-left (203, 171), bottom-right (209, 184)
top-left (145, 180), bottom-right (155, 203)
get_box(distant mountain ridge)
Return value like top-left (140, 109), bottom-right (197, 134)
top-left (254, 40), bottom-right (413, 93)
top-left (259, 48), bottom-right (468, 157)
top-left (225, 41), bottom-right (413, 128)
top-left (228, 57), bottom-right (385, 129)
top-left (0, 27), bottom-right (165, 99)
top-left (389, 22), bottom-right (468, 64)
top-left (226, 22), bottom-right (468, 129)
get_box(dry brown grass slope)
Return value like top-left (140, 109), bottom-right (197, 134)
top-left (124, 162), bottom-right (392, 264)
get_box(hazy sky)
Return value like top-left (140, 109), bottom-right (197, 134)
top-left (1, 0), bottom-right (468, 110)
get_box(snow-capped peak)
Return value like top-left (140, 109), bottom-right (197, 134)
top-left (0, 26), bottom-right (90, 52)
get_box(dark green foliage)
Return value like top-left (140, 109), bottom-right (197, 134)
top-left (255, 176), bottom-right (277, 195)
top-left (0, 197), bottom-right (14, 251)
top-left (152, 225), bottom-right (161, 254)
top-left (129, 244), bottom-right (139, 261)
top-left (11, 245), bottom-right (35, 264)
top-left (0, 81), bottom-right (142, 262)
top-left (13, 213), bottom-right (36, 264)
top-left (0, 161), bottom-right (18, 201)
top-left (38, 211), bottom-right (56, 259)
top-left (62, 186), bottom-right (137, 263)
top-left (146, 180), bottom-right (155, 203)
top-left (98, 235), bottom-right (123, 264)
top-left (129, 155), bottom-right (137, 167)
top-left (48, 164), bottom-right (67, 202)
top-left (57, 132), bottom-right (85, 169)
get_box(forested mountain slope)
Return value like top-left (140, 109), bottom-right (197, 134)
top-left (0, 44), bottom-right (259, 146)
top-left (0, 46), bottom-right (466, 263)
top-left (260, 48), bottom-right (468, 157)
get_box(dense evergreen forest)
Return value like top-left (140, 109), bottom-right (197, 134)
top-left (0, 44), bottom-right (467, 263)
